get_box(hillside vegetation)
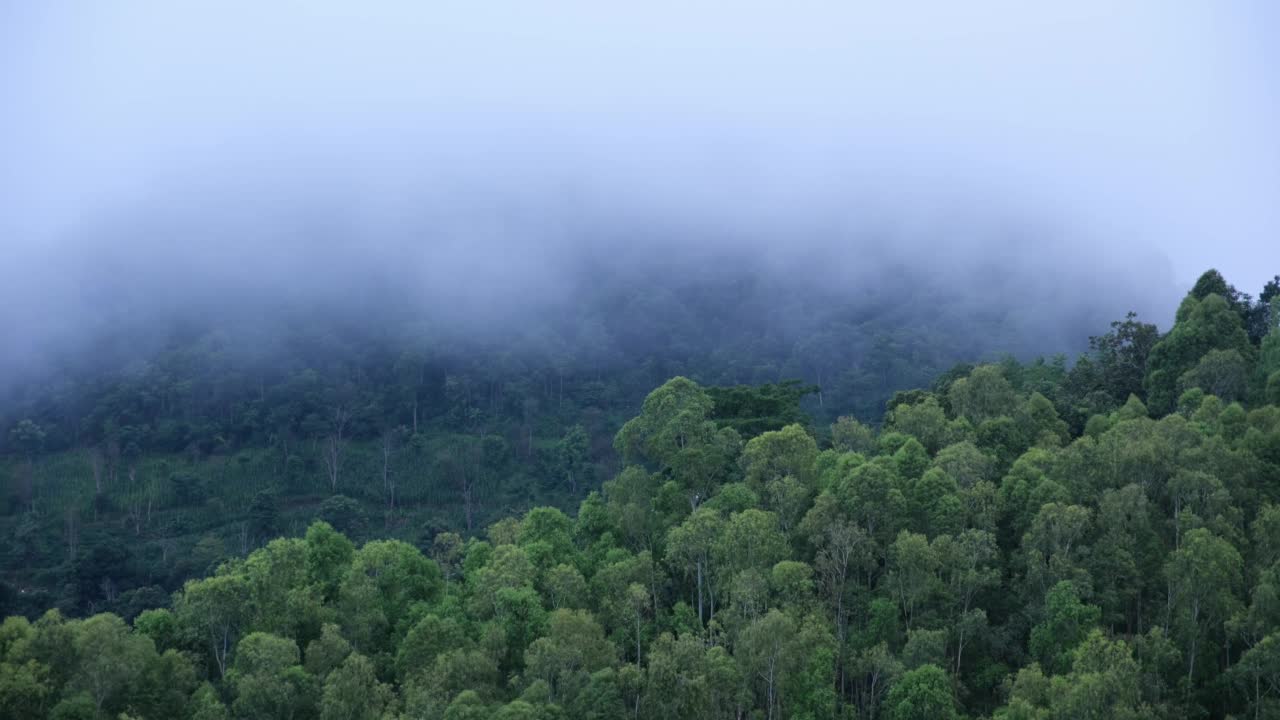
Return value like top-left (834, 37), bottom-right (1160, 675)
top-left (0, 259), bottom-right (1128, 616)
top-left (1, 269), bottom-right (1279, 719)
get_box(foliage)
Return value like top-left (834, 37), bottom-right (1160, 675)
top-left (0, 269), bottom-right (1277, 718)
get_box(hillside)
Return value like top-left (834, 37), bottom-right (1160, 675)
top-left (0, 269), bottom-right (1277, 718)
top-left (0, 256), bottom-right (1151, 618)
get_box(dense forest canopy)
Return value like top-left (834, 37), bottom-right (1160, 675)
top-left (1, 268), bottom-right (1279, 720)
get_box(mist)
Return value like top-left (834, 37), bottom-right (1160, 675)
top-left (3, 1), bottom-right (1278, 387)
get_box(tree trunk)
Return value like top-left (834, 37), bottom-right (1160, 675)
top-left (696, 561), bottom-right (705, 625)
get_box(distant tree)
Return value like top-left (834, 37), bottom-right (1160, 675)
top-left (8, 419), bottom-right (45, 460)
top-left (1247, 275), bottom-right (1280, 342)
top-left (394, 350), bottom-right (428, 434)
top-left (555, 424), bottom-right (591, 495)
top-left (706, 381), bottom-right (817, 438)
top-left (380, 425), bottom-right (408, 510)
top-left (1256, 296), bottom-right (1280, 400)
top-left (831, 415), bottom-right (877, 454)
top-left (948, 365), bottom-right (1018, 425)
top-left (320, 403), bottom-right (351, 493)
top-left (317, 495), bottom-right (364, 537)
top-left (8, 419), bottom-right (45, 511)
top-left (247, 490), bottom-right (279, 544)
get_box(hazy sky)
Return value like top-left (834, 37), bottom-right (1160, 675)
top-left (2, 1), bottom-right (1278, 362)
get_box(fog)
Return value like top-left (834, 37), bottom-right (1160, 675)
top-left (2, 1), bottom-right (1278, 384)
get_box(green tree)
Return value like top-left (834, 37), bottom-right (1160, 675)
top-left (0, 658), bottom-right (51, 719)
top-left (949, 365), bottom-right (1018, 425)
top-left (1050, 631), bottom-right (1145, 720)
top-left (932, 441), bottom-right (995, 488)
top-left (740, 424), bottom-right (818, 492)
top-left (228, 632), bottom-right (316, 720)
top-left (1029, 581), bottom-right (1101, 674)
top-left (524, 609), bottom-right (617, 703)
top-left (518, 506), bottom-right (577, 569)
top-left (908, 468), bottom-right (961, 537)
top-left (304, 623), bottom-right (352, 680)
top-left (718, 509), bottom-right (788, 579)
top-left (394, 614), bottom-right (465, 684)
top-left (885, 664), bottom-right (956, 720)
top-left (1229, 631), bottom-right (1280, 720)
top-left (243, 537), bottom-right (321, 642)
top-left (614, 377), bottom-right (741, 508)
top-left (1145, 289), bottom-right (1256, 413)
top-left (737, 610), bottom-right (800, 720)
top-left (1022, 503), bottom-right (1092, 600)
top-left (338, 540), bottom-right (443, 653)
top-left (831, 416), bottom-right (877, 454)
top-left (176, 570), bottom-right (252, 678)
top-left (833, 461), bottom-right (906, 546)
top-left (1179, 348), bottom-right (1250, 402)
top-left (934, 528), bottom-right (998, 673)
top-left (555, 424), bottom-right (591, 495)
top-left (319, 653), bottom-right (393, 720)
top-left (885, 531), bottom-right (941, 631)
top-left (1164, 527), bottom-right (1243, 688)
top-left (887, 396), bottom-right (951, 454)
top-left (665, 504), bottom-right (727, 622)
top-left (317, 495), bottom-right (366, 537)
top-left (304, 521), bottom-right (354, 603)
top-left (1088, 312), bottom-right (1160, 403)
top-left (188, 682), bottom-right (229, 720)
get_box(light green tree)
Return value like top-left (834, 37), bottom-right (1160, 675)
top-left (319, 653), bottom-right (393, 720)
top-left (228, 632), bottom-right (316, 720)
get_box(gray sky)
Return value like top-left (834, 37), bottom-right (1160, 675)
top-left (2, 1), bottom-right (1278, 362)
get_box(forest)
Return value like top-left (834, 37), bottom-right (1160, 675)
top-left (0, 267), bottom-right (1279, 719)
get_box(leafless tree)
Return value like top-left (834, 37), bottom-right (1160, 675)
top-left (126, 502), bottom-right (143, 536)
top-left (381, 427), bottom-right (398, 510)
top-left (439, 440), bottom-right (480, 531)
top-left (89, 447), bottom-right (104, 495)
top-left (65, 507), bottom-right (79, 561)
top-left (321, 405), bottom-right (350, 492)
top-left (99, 576), bottom-right (118, 604)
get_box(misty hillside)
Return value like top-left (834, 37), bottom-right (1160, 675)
top-left (0, 252), bottom-right (1165, 607)
top-left (0, 267), bottom-right (1278, 720)
top-left (5, 3), bottom-right (1280, 719)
